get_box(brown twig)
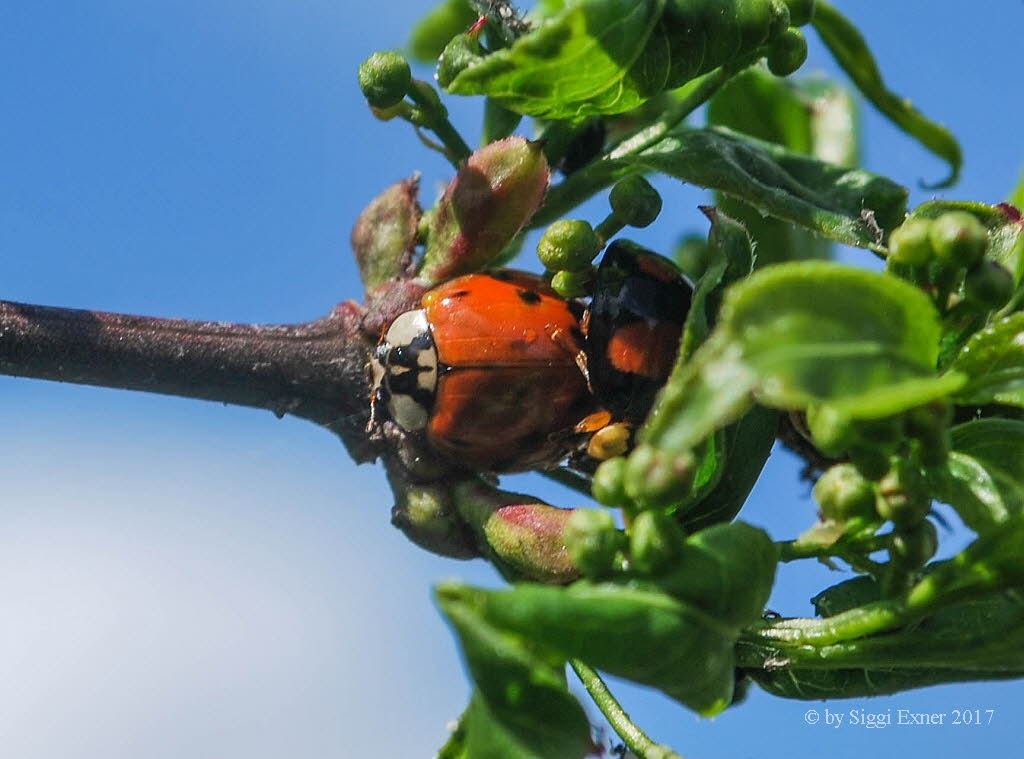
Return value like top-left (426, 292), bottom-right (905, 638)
top-left (0, 298), bottom-right (377, 462)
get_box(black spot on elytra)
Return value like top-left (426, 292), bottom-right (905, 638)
top-left (490, 270), bottom-right (514, 281)
top-left (447, 289), bottom-right (470, 299)
top-left (517, 288), bottom-right (542, 305)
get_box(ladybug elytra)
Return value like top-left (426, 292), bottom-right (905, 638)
top-left (371, 245), bottom-right (693, 473)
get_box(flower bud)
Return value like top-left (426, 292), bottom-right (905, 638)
top-left (889, 519), bottom-right (938, 570)
top-left (609, 176), bottom-right (662, 228)
top-left (436, 31), bottom-right (485, 89)
top-left (782, 0), bottom-right (816, 26)
top-left (351, 176), bottom-right (421, 291)
top-left (592, 457), bottom-right (630, 508)
top-left (390, 482), bottom-right (479, 559)
top-left (565, 509), bottom-right (626, 578)
top-left (929, 211), bottom-right (989, 269)
top-left (963, 260), bottom-right (1014, 309)
top-left (358, 51), bottom-right (412, 109)
top-left (887, 218), bottom-right (934, 266)
top-left (537, 220), bottom-right (602, 272)
top-left (455, 480), bottom-right (579, 583)
top-left (629, 510), bottom-right (686, 575)
top-left (875, 459), bottom-right (931, 528)
top-left (806, 404), bottom-right (856, 457)
top-left (814, 463), bottom-right (876, 522)
top-left (420, 137), bottom-right (551, 282)
top-left (550, 267), bottom-right (595, 298)
top-left (623, 444), bottom-right (695, 508)
top-left (766, 28), bottom-right (808, 77)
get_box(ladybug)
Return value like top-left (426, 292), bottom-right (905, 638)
top-left (371, 270), bottom-right (594, 472)
top-left (583, 240), bottom-right (693, 424)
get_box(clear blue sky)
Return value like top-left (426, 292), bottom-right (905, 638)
top-left (0, 1), bottom-right (1021, 757)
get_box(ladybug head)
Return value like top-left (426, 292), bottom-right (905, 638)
top-left (369, 308), bottom-right (438, 431)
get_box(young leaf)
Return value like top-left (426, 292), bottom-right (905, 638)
top-left (640, 262), bottom-right (962, 458)
top-left (931, 419), bottom-right (1024, 534)
top-left (950, 313), bottom-right (1024, 407)
top-left (446, 0), bottom-right (667, 120)
top-left (445, 0), bottom-right (792, 120)
top-left (707, 69), bottom-right (859, 265)
top-left (437, 586), bottom-right (593, 759)
top-left (408, 0), bottom-right (477, 63)
top-left (537, 126), bottom-right (908, 250)
top-left (811, 1), bottom-right (962, 188)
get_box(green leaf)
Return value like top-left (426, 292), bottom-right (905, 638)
top-left (447, 0), bottom-right (667, 120)
top-left (811, 1), bottom-right (961, 188)
top-left (655, 522), bottom-right (778, 626)
top-left (408, 0), bottom-right (477, 62)
top-left (930, 419), bottom-right (1024, 534)
top-left (707, 69), bottom-right (860, 265)
top-left (438, 522), bottom-right (776, 717)
top-left (450, 580), bottom-right (738, 715)
top-left (640, 262), bottom-right (962, 456)
top-left (446, 0), bottom-right (791, 121)
top-left (950, 313), bottom-right (1024, 406)
top-left (536, 126), bottom-right (908, 250)
top-left (679, 207), bottom-right (754, 362)
top-left (679, 405), bottom-right (780, 530)
top-left (436, 586), bottom-right (593, 759)
top-left (1009, 166), bottom-right (1024, 211)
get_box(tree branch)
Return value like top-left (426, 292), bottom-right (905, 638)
top-left (0, 298), bottom-right (377, 461)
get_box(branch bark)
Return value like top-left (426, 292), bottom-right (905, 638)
top-left (0, 298), bottom-right (377, 461)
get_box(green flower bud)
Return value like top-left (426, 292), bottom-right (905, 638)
top-left (358, 51), bottom-right (412, 109)
top-left (905, 401), bottom-right (952, 467)
top-left (806, 404), bottom-right (856, 457)
top-left (390, 483), bottom-right (478, 559)
top-left (629, 510), bottom-right (686, 575)
top-left (351, 176), bottom-right (421, 291)
top-left (592, 457), bottom-right (630, 508)
top-left (887, 218), bottom-right (934, 266)
top-left (565, 509), bottom-right (626, 578)
top-left (875, 459), bottom-right (931, 528)
top-left (849, 446), bottom-right (891, 482)
top-left (420, 137), bottom-right (551, 282)
top-left (963, 260), bottom-right (1014, 309)
top-left (814, 463), bottom-right (877, 522)
top-left (623, 444), bottom-right (695, 508)
top-left (929, 211), bottom-right (989, 269)
top-left (766, 28), bottom-right (808, 77)
top-left (889, 519), bottom-right (939, 570)
top-left (782, 0), bottom-right (816, 26)
top-left (537, 220), bottom-right (602, 271)
top-left (609, 176), bottom-right (662, 228)
top-left (550, 267), bottom-right (595, 298)
top-left (436, 31), bottom-right (485, 89)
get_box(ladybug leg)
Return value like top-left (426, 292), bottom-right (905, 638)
top-left (550, 326), bottom-right (591, 385)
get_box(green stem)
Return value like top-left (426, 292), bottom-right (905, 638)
top-left (530, 65), bottom-right (739, 229)
top-left (406, 84), bottom-right (472, 166)
top-left (538, 468), bottom-right (594, 499)
top-left (570, 660), bottom-right (683, 759)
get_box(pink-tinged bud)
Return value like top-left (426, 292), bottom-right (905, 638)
top-left (455, 480), bottom-right (579, 584)
top-left (419, 137), bottom-right (550, 283)
top-left (351, 175), bottom-right (422, 293)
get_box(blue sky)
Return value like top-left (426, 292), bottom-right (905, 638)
top-left (1, 1), bottom-right (1022, 757)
